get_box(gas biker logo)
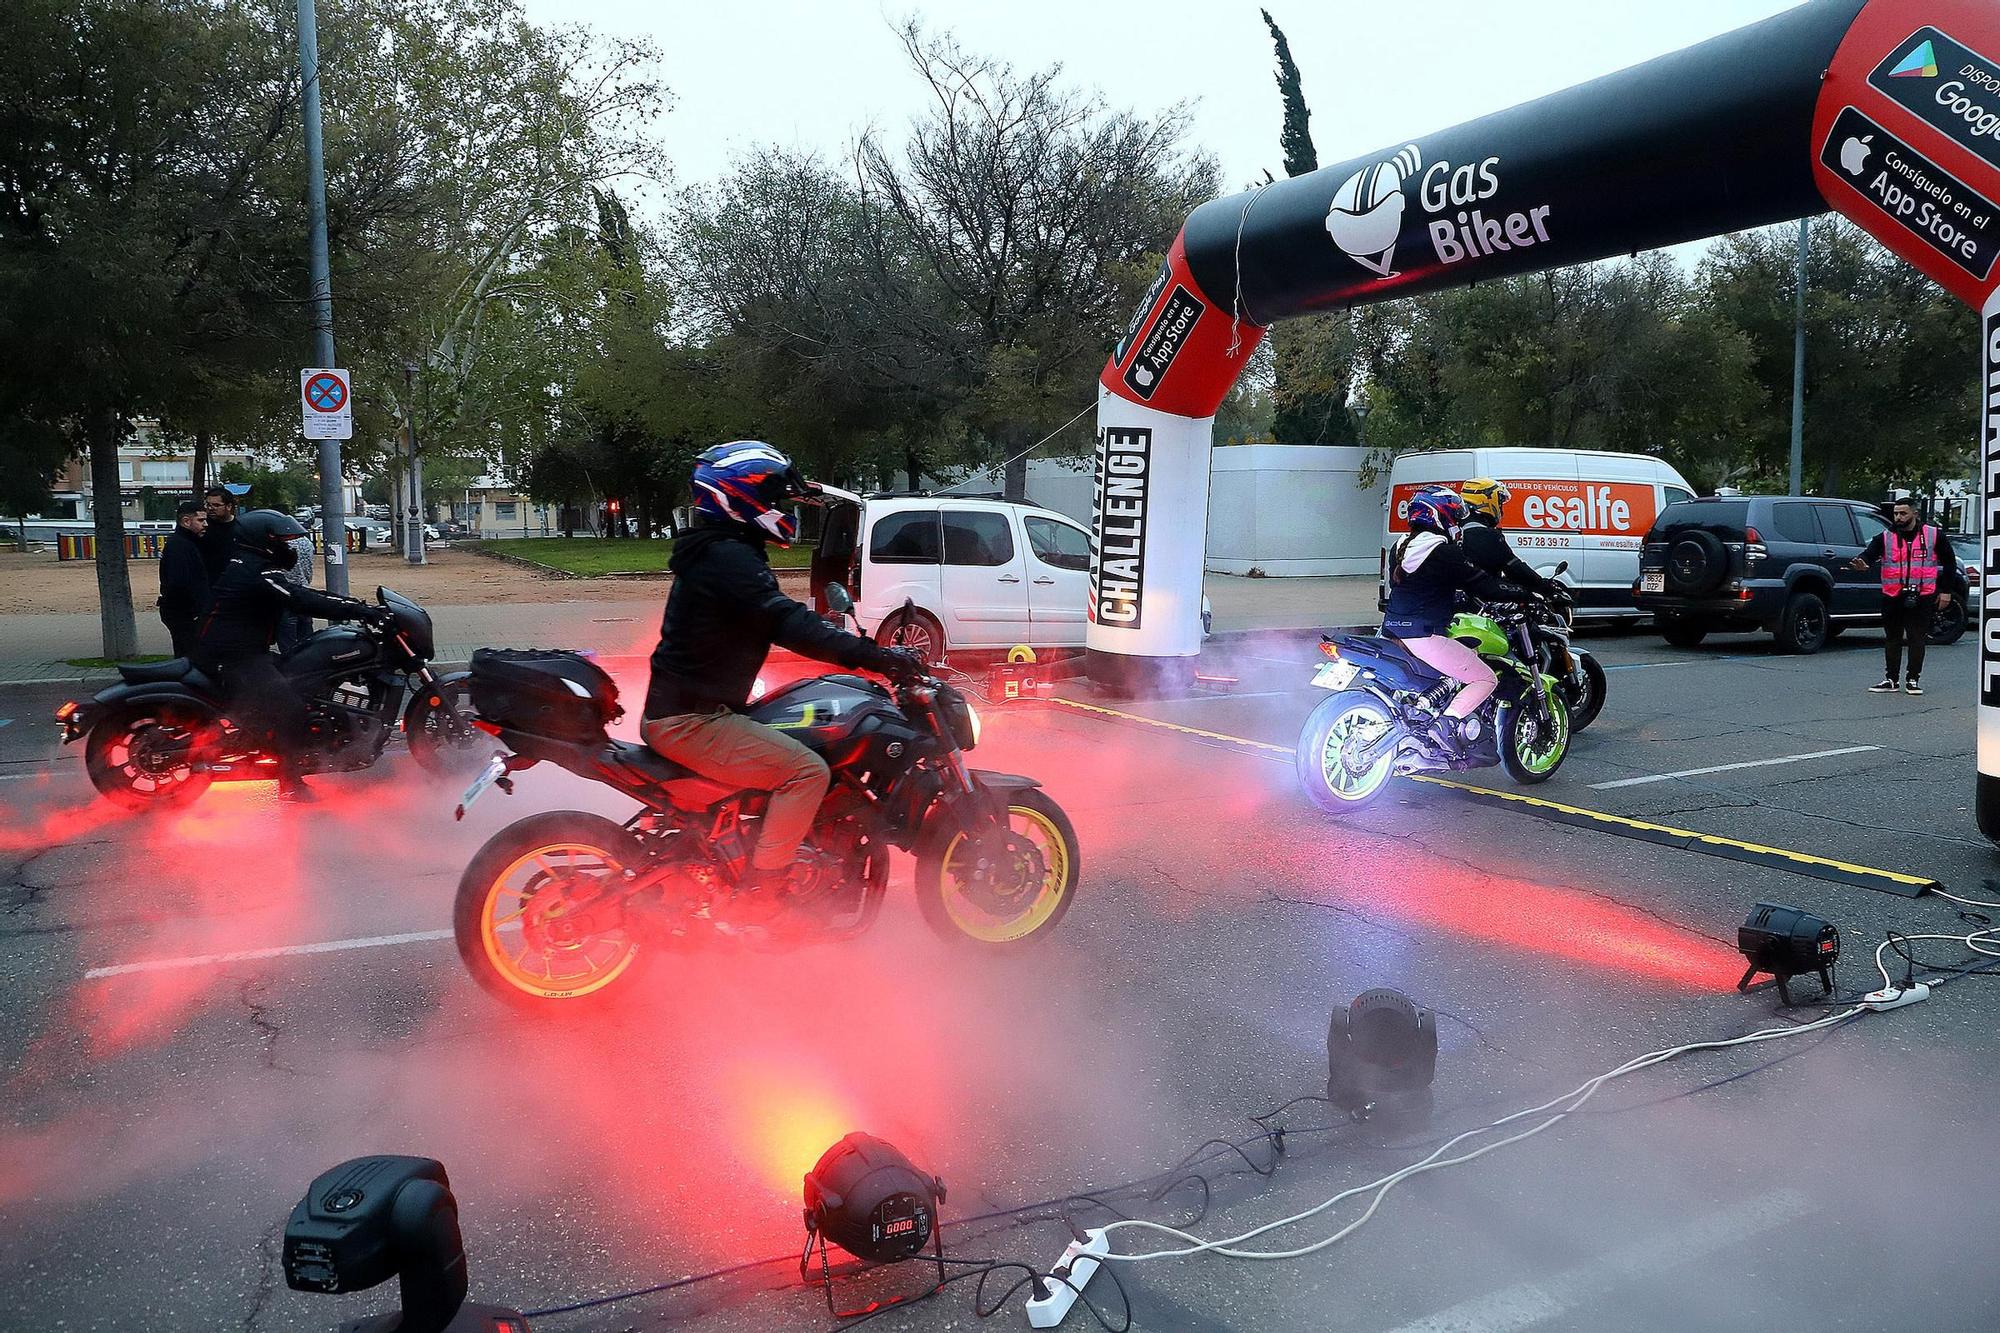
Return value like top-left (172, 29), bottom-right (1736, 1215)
top-left (1325, 145), bottom-right (1421, 279)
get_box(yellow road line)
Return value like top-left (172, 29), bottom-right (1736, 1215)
top-left (1048, 695), bottom-right (1935, 895)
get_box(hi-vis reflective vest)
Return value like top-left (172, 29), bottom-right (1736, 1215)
top-left (1881, 525), bottom-right (1940, 597)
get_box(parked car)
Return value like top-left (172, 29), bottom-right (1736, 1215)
top-left (1635, 495), bottom-right (1977, 653)
top-left (436, 521), bottom-right (468, 540)
top-left (1383, 447), bottom-right (1696, 621)
top-left (810, 489), bottom-right (1094, 659)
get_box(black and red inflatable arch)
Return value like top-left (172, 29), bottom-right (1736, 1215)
top-left (1087, 0), bottom-right (2000, 840)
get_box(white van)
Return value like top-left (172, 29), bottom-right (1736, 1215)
top-left (811, 489), bottom-right (1095, 660)
top-left (1381, 448), bottom-right (1697, 619)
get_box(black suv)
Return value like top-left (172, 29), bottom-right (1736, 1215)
top-left (1636, 496), bottom-right (1969, 653)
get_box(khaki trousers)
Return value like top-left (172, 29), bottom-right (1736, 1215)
top-left (641, 709), bottom-right (830, 871)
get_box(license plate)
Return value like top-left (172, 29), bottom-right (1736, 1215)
top-left (1640, 571), bottom-right (1665, 593)
top-left (456, 753), bottom-right (507, 820)
top-left (1311, 660), bottom-right (1359, 691)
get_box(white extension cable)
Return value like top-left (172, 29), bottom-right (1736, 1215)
top-left (1090, 1007), bottom-right (1864, 1263)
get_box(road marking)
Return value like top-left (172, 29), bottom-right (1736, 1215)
top-left (85, 928), bottom-right (454, 979)
top-left (1381, 1189), bottom-right (1811, 1333)
top-left (0, 773), bottom-right (46, 782)
top-left (1049, 697), bottom-right (1937, 897)
top-left (0, 718), bottom-right (12, 728)
top-left (1588, 745), bottom-right (1880, 790)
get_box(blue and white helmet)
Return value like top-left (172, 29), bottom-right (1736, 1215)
top-left (691, 441), bottom-right (812, 545)
top-left (1405, 485), bottom-right (1466, 538)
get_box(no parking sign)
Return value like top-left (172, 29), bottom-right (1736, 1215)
top-left (300, 368), bottom-right (352, 440)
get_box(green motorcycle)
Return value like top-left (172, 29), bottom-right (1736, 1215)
top-left (1295, 597), bottom-right (1572, 813)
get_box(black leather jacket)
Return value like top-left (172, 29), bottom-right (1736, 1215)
top-left (643, 520), bottom-right (900, 718)
top-left (195, 546), bottom-right (368, 661)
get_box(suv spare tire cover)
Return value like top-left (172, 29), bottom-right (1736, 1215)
top-left (1665, 530), bottom-right (1729, 596)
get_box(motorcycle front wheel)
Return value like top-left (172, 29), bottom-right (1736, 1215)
top-left (405, 680), bottom-right (492, 778)
top-left (453, 811), bottom-right (649, 1009)
top-left (1564, 649), bottom-right (1608, 732)
top-left (1497, 691), bottom-right (1570, 784)
top-left (915, 788), bottom-right (1080, 945)
top-left (1296, 691), bottom-right (1400, 813)
top-left (83, 702), bottom-right (216, 811)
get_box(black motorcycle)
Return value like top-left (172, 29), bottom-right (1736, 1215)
top-left (1504, 566), bottom-right (1606, 732)
top-left (450, 590), bottom-right (1081, 1008)
top-left (58, 586), bottom-right (488, 810)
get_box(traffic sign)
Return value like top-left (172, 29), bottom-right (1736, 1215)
top-left (301, 368), bottom-right (352, 440)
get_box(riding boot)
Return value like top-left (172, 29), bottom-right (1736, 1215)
top-left (277, 770), bottom-right (317, 803)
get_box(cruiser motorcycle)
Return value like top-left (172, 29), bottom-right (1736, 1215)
top-left (450, 587), bottom-right (1081, 1008)
top-left (58, 587), bottom-right (486, 810)
top-left (1296, 594), bottom-right (1572, 813)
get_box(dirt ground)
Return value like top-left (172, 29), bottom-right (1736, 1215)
top-left (0, 545), bottom-right (727, 615)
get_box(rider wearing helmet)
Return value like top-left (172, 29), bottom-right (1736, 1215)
top-left (642, 442), bottom-right (923, 902)
top-left (1382, 486), bottom-right (1525, 752)
top-left (1457, 478), bottom-right (1562, 600)
top-left (193, 509), bottom-right (387, 801)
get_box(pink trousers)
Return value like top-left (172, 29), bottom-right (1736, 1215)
top-left (1398, 635), bottom-right (1497, 717)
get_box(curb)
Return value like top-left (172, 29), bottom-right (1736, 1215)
top-left (1205, 621), bottom-right (1379, 646)
top-left (463, 543), bottom-right (811, 583)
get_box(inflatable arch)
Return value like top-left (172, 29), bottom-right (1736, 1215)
top-left (1087, 0), bottom-right (2000, 839)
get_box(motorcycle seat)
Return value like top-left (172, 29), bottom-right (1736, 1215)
top-left (119, 657), bottom-right (198, 684)
top-left (603, 740), bottom-right (735, 807)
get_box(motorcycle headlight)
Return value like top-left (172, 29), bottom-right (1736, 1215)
top-left (936, 685), bottom-right (978, 750)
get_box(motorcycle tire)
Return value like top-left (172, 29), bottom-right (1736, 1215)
top-left (454, 810), bottom-right (650, 1010)
top-left (1497, 691), bottom-right (1570, 785)
top-left (1565, 650), bottom-right (1608, 732)
top-left (84, 702), bottom-right (216, 812)
top-left (915, 788), bottom-right (1080, 946)
top-left (405, 680), bottom-right (493, 779)
top-left (1295, 691), bottom-right (1400, 813)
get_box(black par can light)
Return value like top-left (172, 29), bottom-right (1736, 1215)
top-left (801, 1133), bottom-right (947, 1316)
top-left (283, 1155), bottom-right (527, 1333)
top-left (1328, 989), bottom-right (1438, 1123)
top-left (1737, 902), bottom-right (1839, 1006)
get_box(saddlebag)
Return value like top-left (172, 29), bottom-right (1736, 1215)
top-left (468, 648), bottom-right (623, 742)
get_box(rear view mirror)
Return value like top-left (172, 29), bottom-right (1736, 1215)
top-left (825, 584), bottom-right (854, 615)
top-left (1553, 561), bottom-right (1570, 577)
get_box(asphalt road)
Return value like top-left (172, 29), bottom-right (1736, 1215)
top-left (3, 622), bottom-right (1999, 1333)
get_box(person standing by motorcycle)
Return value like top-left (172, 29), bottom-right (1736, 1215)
top-left (642, 442), bottom-right (923, 899)
top-left (200, 485), bottom-right (241, 580)
top-left (1847, 497), bottom-right (1965, 696)
top-left (194, 509), bottom-right (387, 801)
top-left (1457, 478), bottom-right (1562, 599)
top-left (1383, 486), bottom-right (1525, 752)
top-left (158, 500), bottom-right (210, 659)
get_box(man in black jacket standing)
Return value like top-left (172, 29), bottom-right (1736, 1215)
top-left (158, 500), bottom-right (210, 658)
top-left (195, 509), bottom-right (386, 801)
top-left (199, 484), bottom-right (240, 580)
top-left (642, 443), bottom-right (920, 898)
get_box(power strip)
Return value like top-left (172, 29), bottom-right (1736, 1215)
top-left (1025, 1228), bottom-right (1110, 1329)
top-left (1862, 982), bottom-right (1930, 1012)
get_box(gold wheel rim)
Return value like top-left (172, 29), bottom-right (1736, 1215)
top-left (480, 841), bottom-right (640, 999)
top-left (939, 805), bottom-right (1070, 943)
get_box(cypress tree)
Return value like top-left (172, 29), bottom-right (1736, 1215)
top-left (1262, 10), bottom-right (1317, 178)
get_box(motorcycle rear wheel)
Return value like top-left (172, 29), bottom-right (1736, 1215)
top-left (1296, 691), bottom-right (1399, 813)
top-left (454, 811), bottom-right (649, 1009)
top-left (1564, 650), bottom-right (1607, 732)
top-left (84, 703), bottom-right (216, 811)
top-left (915, 789), bottom-right (1079, 945)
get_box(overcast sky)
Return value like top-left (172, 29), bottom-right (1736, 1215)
top-left (518, 0), bottom-right (1803, 204)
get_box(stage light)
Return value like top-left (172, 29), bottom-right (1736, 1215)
top-left (1327, 989), bottom-right (1437, 1122)
top-left (801, 1133), bottom-right (947, 1316)
top-left (283, 1155), bottom-right (527, 1332)
top-left (1737, 902), bottom-right (1838, 1006)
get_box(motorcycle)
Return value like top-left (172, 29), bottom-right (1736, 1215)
top-left (1496, 565), bottom-right (1605, 732)
top-left (57, 586), bottom-right (489, 810)
top-left (1295, 594), bottom-right (1572, 813)
top-left (449, 585), bottom-right (1081, 1008)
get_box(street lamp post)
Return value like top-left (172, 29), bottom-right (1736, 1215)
top-left (402, 360), bottom-right (426, 565)
top-left (299, 0), bottom-right (347, 595)
top-left (1351, 393), bottom-right (1372, 452)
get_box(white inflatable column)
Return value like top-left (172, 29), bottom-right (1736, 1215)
top-left (1979, 289), bottom-right (2000, 840)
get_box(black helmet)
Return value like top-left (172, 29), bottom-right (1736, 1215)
top-left (234, 509), bottom-right (308, 563)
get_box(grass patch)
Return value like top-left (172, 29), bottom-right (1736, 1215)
top-left (467, 537), bottom-right (812, 576)
top-left (67, 655), bottom-right (171, 668)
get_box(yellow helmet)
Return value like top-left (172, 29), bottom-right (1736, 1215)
top-left (1460, 477), bottom-right (1510, 523)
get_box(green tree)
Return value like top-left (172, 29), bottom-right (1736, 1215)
top-left (1261, 9), bottom-right (1317, 179)
top-left (1700, 219), bottom-right (1977, 495)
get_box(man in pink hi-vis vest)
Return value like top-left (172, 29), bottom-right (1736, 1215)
top-left (1848, 498), bottom-right (1967, 697)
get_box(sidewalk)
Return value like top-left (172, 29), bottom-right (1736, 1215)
top-left (0, 573), bottom-right (1381, 684)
